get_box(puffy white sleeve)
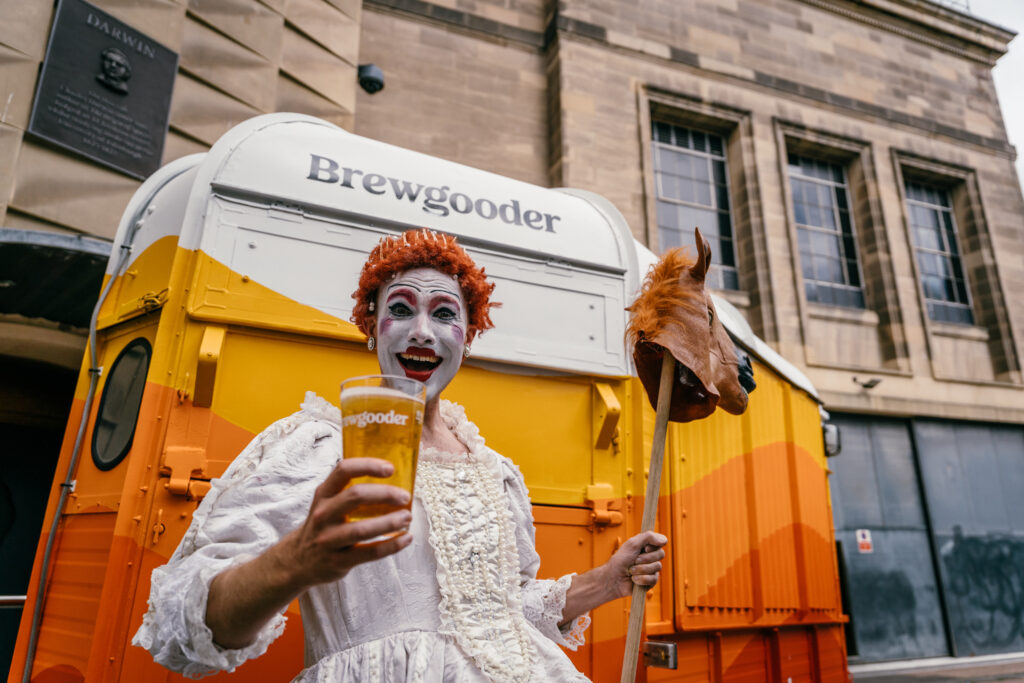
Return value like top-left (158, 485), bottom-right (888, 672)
top-left (131, 400), bottom-right (339, 677)
top-left (497, 454), bottom-right (591, 651)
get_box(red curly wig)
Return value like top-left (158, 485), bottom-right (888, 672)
top-left (351, 228), bottom-right (498, 344)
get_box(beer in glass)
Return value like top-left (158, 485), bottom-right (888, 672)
top-left (339, 375), bottom-right (425, 529)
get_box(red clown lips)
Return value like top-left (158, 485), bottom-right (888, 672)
top-left (396, 346), bottom-right (443, 382)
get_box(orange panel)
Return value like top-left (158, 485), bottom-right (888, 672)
top-left (534, 505), bottom-right (604, 681)
top-left (747, 380), bottom-right (800, 616)
top-left (814, 626), bottom-right (851, 683)
top-left (647, 635), bottom-right (710, 682)
top-left (720, 631), bottom-right (768, 683)
top-left (26, 513), bottom-right (116, 682)
top-left (776, 628), bottom-right (813, 682)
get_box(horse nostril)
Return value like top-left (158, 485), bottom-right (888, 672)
top-left (735, 349), bottom-right (757, 393)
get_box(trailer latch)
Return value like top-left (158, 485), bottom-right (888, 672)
top-left (160, 446), bottom-right (211, 500)
top-left (584, 483), bottom-right (623, 526)
top-left (643, 641), bottom-right (678, 669)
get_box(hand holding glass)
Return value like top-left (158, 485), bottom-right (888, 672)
top-left (339, 375), bottom-right (425, 537)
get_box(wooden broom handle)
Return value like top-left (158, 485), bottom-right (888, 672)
top-left (620, 352), bottom-right (676, 683)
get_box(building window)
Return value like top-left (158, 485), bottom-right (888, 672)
top-left (652, 121), bottom-right (738, 290)
top-left (904, 181), bottom-right (974, 325)
top-left (788, 154), bottom-right (865, 309)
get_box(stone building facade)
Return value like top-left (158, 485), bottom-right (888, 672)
top-left (2, 0), bottom-right (1023, 667)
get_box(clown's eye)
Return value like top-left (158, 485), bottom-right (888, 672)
top-left (389, 302), bottom-right (413, 317)
top-left (434, 307), bottom-right (457, 321)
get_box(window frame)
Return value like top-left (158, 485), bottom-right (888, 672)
top-left (788, 152), bottom-right (867, 309)
top-left (903, 180), bottom-right (975, 325)
top-left (893, 151), bottom-right (1022, 385)
top-left (777, 121), bottom-right (912, 374)
top-left (639, 89), bottom-right (774, 342)
top-left (650, 120), bottom-right (739, 291)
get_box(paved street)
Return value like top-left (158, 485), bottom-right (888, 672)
top-left (851, 655), bottom-right (1024, 682)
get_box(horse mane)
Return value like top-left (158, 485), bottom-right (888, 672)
top-left (626, 247), bottom-right (704, 349)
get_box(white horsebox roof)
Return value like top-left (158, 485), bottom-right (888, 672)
top-left (126, 114), bottom-right (639, 376)
top-left (108, 113), bottom-right (821, 394)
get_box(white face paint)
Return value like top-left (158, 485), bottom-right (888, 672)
top-left (375, 267), bottom-right (468, 403)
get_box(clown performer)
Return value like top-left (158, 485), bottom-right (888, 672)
top-left (133, 228), bottom-right (668, 682)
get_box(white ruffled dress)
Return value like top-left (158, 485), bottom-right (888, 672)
top-left (133, 393), bottom-right (592, 682)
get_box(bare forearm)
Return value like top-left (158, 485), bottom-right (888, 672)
top-left (559, 531), bottom-right (668, 628)
top-left (205, 532), bottom-right (306, 649)
top-left (559, 566), bottom-right (617, 628)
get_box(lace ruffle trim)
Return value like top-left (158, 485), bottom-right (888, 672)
top-left (416, 399), bottom-right (536, 682)
top-left (301, 391), bottom-right (341, 424)
top-left (418, 462), bottom-right (536, 682)
top-left (550, 574), bottom-right (590, 651)
top-left (133, 555), bottom-right (286, 676)
top-left (522, 574), bottom-right (591, 652)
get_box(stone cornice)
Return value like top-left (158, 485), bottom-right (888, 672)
top-left (796, 0), bottom-right (1015, 65)
top-left (362, 0), bottom-right (1015, 155)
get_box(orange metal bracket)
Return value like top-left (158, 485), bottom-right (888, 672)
top-left (194, 325), bottom-right (226, 407)
top-left (593, 382), bottom-right (621, 450)
top-left (160, 446), bottom-right (208, 499)
top-left (585, 483), bottom-right (624, 526)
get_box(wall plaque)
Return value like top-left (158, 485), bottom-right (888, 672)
top-left (27, 0), bottom-right (178, 179)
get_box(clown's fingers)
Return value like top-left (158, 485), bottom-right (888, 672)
top-left (631, 570), bottom-right (660, 587)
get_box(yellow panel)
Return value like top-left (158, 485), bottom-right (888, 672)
top-left (447, 369), bottom-right (597, 506)
top-left (199, 323), bottom-right (599, 505)
top-left (189, 252), bottom-right (363, 342)
top-left (205, 328), bottom-right (375, 438)
top-left (97, 235), bottom-right (179, 327)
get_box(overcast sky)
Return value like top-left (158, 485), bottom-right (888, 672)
top-left (967, 1), bottom-right (1024, 189)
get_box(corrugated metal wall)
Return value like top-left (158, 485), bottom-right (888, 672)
top-left (671, 363), bottom-right (843, 632)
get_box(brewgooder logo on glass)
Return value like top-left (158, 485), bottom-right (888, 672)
top-left (342, 409), bottom-right (411, 429)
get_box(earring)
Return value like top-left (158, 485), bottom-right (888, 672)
top-left (463, 345), bottom-right (471, 358)
top-left (368, 301), bottom-right (375, 313)
top-left (367, 336), bottom-right (376, 351)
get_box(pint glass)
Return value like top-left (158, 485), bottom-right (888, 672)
top-left (339, 374), bottom-right (425, 528)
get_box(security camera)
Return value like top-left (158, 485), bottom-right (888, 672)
top-left (358, 64), bottom-right (384, 94)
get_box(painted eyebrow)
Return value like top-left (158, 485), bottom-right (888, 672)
top-left (428, 293), bottom-right (462, 309)
top-left (385, 290), bottom-right (416, 304)
top-left (385, 281), bottom-right (461, 300)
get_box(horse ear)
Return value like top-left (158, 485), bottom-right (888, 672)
top-left (694, 227), bottom-right (712, 282)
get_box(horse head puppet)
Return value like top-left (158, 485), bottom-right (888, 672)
top-left (626, 228), bottom-right (755, 422)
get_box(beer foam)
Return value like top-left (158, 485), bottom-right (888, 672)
top-left (340, 385), bottom-right (424, 404)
